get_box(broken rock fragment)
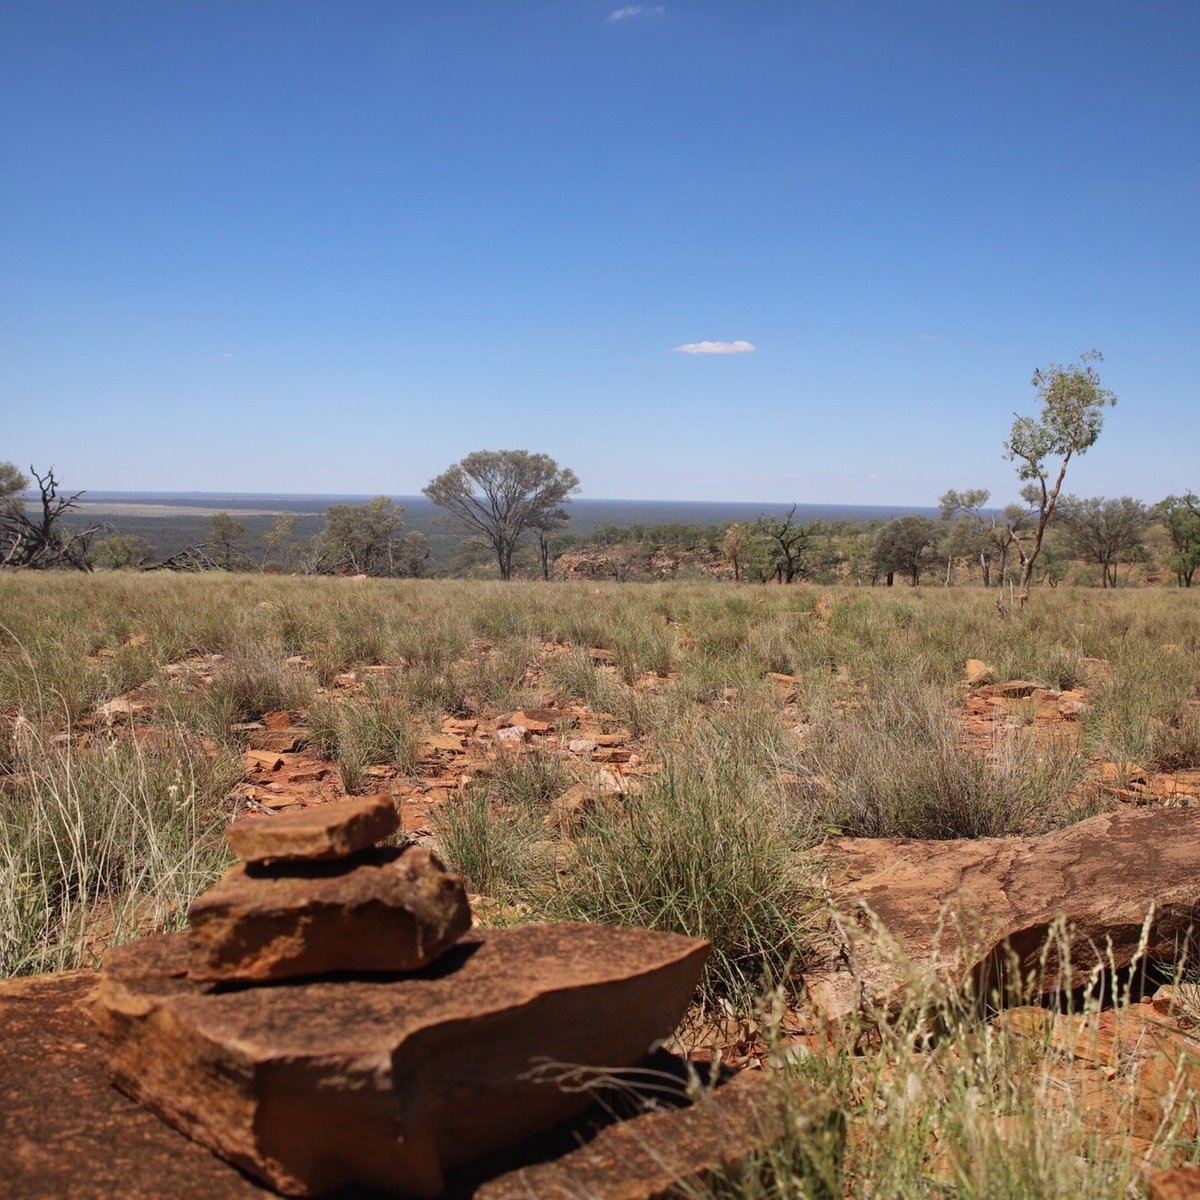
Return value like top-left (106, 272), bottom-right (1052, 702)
top-left (187, 844), bottom-right (470, 982)
top-left (96, 922), bottom-right (710, 1197)
top-left (226, 792), bottom-right (399, 864)
top-left (806, 808), bottom-right (1200, 1023)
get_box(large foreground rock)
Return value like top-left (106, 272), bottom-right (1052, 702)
top-left (2, 968), bottom-right (805, 1200)
top-left (806, 808), bottom-right (1200, 1023)
top-left (188, 844), bottom-right (471, 982)
top-left (95, 923), bottom-right (709, 1197)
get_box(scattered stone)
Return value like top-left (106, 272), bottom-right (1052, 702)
top-left (493, 724), bottom-right (528, 749)
top-left (247, 728), bottom-right (306, 753)
top-left (997, 1001), bottom-right (1200, 1144)
top-left (94, 695), bottom-right (148, 723)
top-left (96, 923), bottom-right (710, 1197)
top-left (964, 659), bottom-right (993, 686)
top-left (188, 844), bottom-right (469, 982)
top-left (262, 710), bottom-right (294, 729)
top-left (987, 680), bottom-right (1041, 699)
top-left (806, 808), bottom-right (1200, 1023)
top-left (226, 792), bottom-right (399, 864)
top-left (244, 749), bottom-right (284, 772)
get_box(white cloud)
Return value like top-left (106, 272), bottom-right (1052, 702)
top-left (916, 333), bottom-right (943, 343)
top-left (671, 340), bottom-right (756, 355)
top-left (608, 5), bottom-right (664, 21)
top-left (218, 351), bottom-right (234, 359)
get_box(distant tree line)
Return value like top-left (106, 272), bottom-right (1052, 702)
top-left (4, 364), bottom-right (1196, 589)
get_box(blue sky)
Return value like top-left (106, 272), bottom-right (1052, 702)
top-left (2, 2), bottom-right (1197, 504)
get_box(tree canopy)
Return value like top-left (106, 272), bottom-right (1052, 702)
top-left (423, 450), bottom-right (579, 580)
top-left (872, 515), bottom-right (941, 586)
top-left (1056, 496), bottom-right (1149, 588)
top-left (1156, 492), bottom-right (1200, 588)
top-left (1004, 350), bottom-right (1117, 600)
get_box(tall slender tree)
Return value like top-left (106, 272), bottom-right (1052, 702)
top-left (1004, 351), bottom-right (1116, 602)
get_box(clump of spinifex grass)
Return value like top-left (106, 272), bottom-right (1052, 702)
top-left (307, 690), bottom-right (421, 794)
top-left (0, 726), bottom-right (239, 976)
top-left (433, 775), bottom-right (556, 905)
top-left (550, 735), bottom-right (813, 1012)
top-left (804, 681), bottom-right (1084, 839)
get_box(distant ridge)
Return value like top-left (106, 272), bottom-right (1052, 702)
top-left (73, 492), bottom-right (940, 533)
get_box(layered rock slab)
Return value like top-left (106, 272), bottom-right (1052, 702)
top-left (806, 808), bottom-right (1200, 1023)
top-left (225, 791), bottom-right (398, 863)
top-left (188, 844), bottom-right (471, 982)
top-left (95, 922), bottom-right (709, 1197)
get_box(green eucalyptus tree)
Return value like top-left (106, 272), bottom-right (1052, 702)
top-left (1004, 351), bottom-right (1117, 602)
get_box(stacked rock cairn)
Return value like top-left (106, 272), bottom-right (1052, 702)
top-left (94, 794), bottom-right (710, 1198)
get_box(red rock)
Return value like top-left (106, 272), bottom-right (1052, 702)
top-left (96, 923), bottom-right (710, 1197)
top-left (226, 792), bottom-right (398, 863)
top-left (964, 659), bottom-right (992, 686)
top-left (188, 844), bottom-right (470, 982)
top-left (3, 970), bottom-right (804, 1200)
top-left (806, 808), bottom-right (1200, 1023)
top-left (987, 680), bottom-right (1040, 698)
top-left (472, 1071), bottom-right (830, 1200)
top-left (262, 711), bottom-right (294, 730)
top-left (998, 1005), bottom-right (1200, 1143)
top-left (1148, 1165), bottom-right (1200, 1199)
top-left (247, 728), bottom-right (306, 753)
top-left (244, 749), bottom-right (284, 772)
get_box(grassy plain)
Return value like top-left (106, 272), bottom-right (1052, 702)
top-left (1, 572), bottom-right (1198, 1196)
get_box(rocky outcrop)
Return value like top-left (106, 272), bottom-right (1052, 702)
top-left (806, 808), bottom-right (1200, 1023)
top-left (96, 923), bottom-right (709, 1197)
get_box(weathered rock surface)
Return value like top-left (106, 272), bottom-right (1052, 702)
top-left (471, 1070), bottom-right (832, 1200)
top-left (188, 844), bottom-right (470, 982)
top-left (996, 996), bottom-right (1200, 1145)
top-left (96, 922), bottom-right (710, 1196)
top-left (1, 967), bottom-right (799, 1200)
top-left (1, 971), bottom-right (267, 1200)
top-left (806, 808), bottom-right (1200, 1022)
top-left (1148, 1165), bottom-right (1200, 1200)
top-left (226, 791), bottom-right (398, 863)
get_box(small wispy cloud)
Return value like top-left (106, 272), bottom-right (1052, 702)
top-left (672, 340), bottom-right (756, 355)
top-left (218, 351), bottom-right (234, 359)
top-left (917, 333), bottom-right (943, 343)
top-left (608, 5), bottom-right (664, 21)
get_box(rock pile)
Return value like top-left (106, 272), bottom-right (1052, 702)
top-left (93, 795), bottom-right (710, 1197)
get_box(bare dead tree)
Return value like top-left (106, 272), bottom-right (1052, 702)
top-left (0, 466), bottom-right (105, 570)
top-left (141, 542), bottom-right (224, 572)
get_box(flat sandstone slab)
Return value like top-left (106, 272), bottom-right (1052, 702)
top-left (806, 807), bottom-right (1200, 1022)
top-left (3, 968), bottom-right (785, 1200)
top-left (226, 791), bottom-right (398, 863)
top-left (96, 923), bottom-right (710, 1197)
top-left (188, 844), bottom-right (471, 982)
